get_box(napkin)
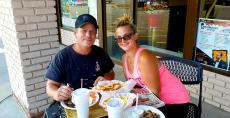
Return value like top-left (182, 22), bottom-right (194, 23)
top-left (118, 79), bottom-right (137, 93)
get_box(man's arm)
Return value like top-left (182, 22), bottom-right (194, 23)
top-left (46, 79), bottom-right (73, 101)
top-left (93, 70), bottom-right (115, 86)
top-left (102, 70), bottom-right (115, 80)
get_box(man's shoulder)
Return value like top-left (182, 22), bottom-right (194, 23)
top-left (53, 45), bottom-right (73, 60)
top-left (57, 45), bottom-right (72, 54)
top-left (60, 45), bottom-right (72, 52)
top-left (92, 45), bottom-right (105, 53)
top-left (92, 45), bottom-right (103, 49)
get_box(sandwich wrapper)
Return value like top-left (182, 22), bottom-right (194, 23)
top-left (131, 87), bottom-right (165, 108)
top-left (114, 79), bottom-right (137, 93)
top-left (96, 79), bottom-right (137, 96)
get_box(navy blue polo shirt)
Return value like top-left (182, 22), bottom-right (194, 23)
top-left (45, 45), bottom-right (114, 89)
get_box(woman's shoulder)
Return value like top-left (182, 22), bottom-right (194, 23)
top-left (138, 48), bottom-right (160, 66)
top-left (139, 48), bottom-right (156, 60)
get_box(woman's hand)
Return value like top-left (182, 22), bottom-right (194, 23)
top-left (54, 85), bottom-right (73, 101)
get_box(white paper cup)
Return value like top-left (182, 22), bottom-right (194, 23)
top-left (72, 88), bottom-right (89, 118)
top-left (106, 98), bottom-right (124, 118)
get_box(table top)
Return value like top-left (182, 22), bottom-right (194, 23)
top-left (64, 102), bottom-right (107, 118)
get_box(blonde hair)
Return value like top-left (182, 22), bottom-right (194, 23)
top-left (116, 14), bottom-right (136, 33)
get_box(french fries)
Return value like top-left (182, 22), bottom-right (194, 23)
top-left (89, 91), bottom-right (96, 101)
top-left (103, 95), bottom-right (128, 105)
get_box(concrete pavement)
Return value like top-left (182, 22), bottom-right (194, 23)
top-left (0, 38), bottom-right (27, 117)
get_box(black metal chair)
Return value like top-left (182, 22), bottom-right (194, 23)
top-left (159, 57), bottom-right (203, 118)
top-left (43, 101), bottom-right (67, 118)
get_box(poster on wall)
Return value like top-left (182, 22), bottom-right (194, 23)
top-left (195, 18), bottom-right (230, 71)
top-left (60, 0), bottom-right (89, 28)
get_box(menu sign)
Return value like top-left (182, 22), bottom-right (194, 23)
top-left (195, 18), bottom-right (230, 71)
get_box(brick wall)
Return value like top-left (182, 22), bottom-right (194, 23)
top-left (0, 0), bottom-right (59, 117)
top-left (60, 29), bottom-right (75, 46)
top-left (186, 70), bottom-right (230, 112)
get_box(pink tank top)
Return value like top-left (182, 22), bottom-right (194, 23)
top-left (124, 48), bottom-right (189, 104)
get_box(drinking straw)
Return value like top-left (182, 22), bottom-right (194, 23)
top-left (66, 83), bottom-right (72, 99)
top-left (143, 86), bottom-right (152, 94)
top-left (135, 93), bottom-right (138, 110)
top-left (132, 93), bottom-right (139, 117)
top-left (113, 91), bottom-right (116, 98)
top-left (81, 78), bottom-right (83, 88)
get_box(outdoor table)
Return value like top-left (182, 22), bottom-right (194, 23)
top-left (63, 102), bottom-right (108, 118)
top-left (43, 80), bottom-right (195, 118)
top-left (60, 103), bottom-right (192, 118)
top-left (44, 97), bottom-right (108, 118)
top-left (44, 87), bottom-right (167, 118)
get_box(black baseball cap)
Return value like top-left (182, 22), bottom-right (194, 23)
top-left (75, 14), bottom-right (99, 29)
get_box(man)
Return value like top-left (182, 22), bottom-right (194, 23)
top-left (46, 14), bottom-right (115, 101)
top-left (214, 52), bottom-right (227, 70)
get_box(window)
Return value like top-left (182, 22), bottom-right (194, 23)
top-left (136, 0), bottom-right (186, 57)
top-left (58, 0), bottom-right (100, 45)
top-left (105, 0), bottom-right (133, 61)
top-left (60, 0), bottom-right (89, 29)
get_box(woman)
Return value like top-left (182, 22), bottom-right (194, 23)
top-left (115, 15), bottom-right (190, 118)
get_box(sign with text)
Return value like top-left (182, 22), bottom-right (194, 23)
top-left (195, 18), bottom-right (230, 71)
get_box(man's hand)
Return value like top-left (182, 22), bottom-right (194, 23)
top-left (46, 80), bottom-right (73, 101)
top-left (93, 76), bottom-right (106, 86)
top-left (54, 85), bottom-right (73, 101)
top-left (93, 70), bottom-right (115, 86)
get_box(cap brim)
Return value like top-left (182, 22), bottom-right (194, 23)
top-left (78, 22), bottom-right (99, 29)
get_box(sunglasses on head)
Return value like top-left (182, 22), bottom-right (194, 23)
top-left (115, 32), bottom-right (134, 43)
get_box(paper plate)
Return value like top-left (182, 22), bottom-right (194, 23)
top-left (123, 105), bottom-right (165, 118)
top-left (61, 90), bottom-right (99, 110)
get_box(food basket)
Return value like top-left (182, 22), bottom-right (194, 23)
top-left (99, 93), bottom-right (136, 110)
top-left (63, 108), bottom-right (77, 118)
top-left (60, 90), bottom-right (100, 118)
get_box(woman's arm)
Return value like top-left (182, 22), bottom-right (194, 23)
top-left (138, 50), bottom-right (161, 97)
